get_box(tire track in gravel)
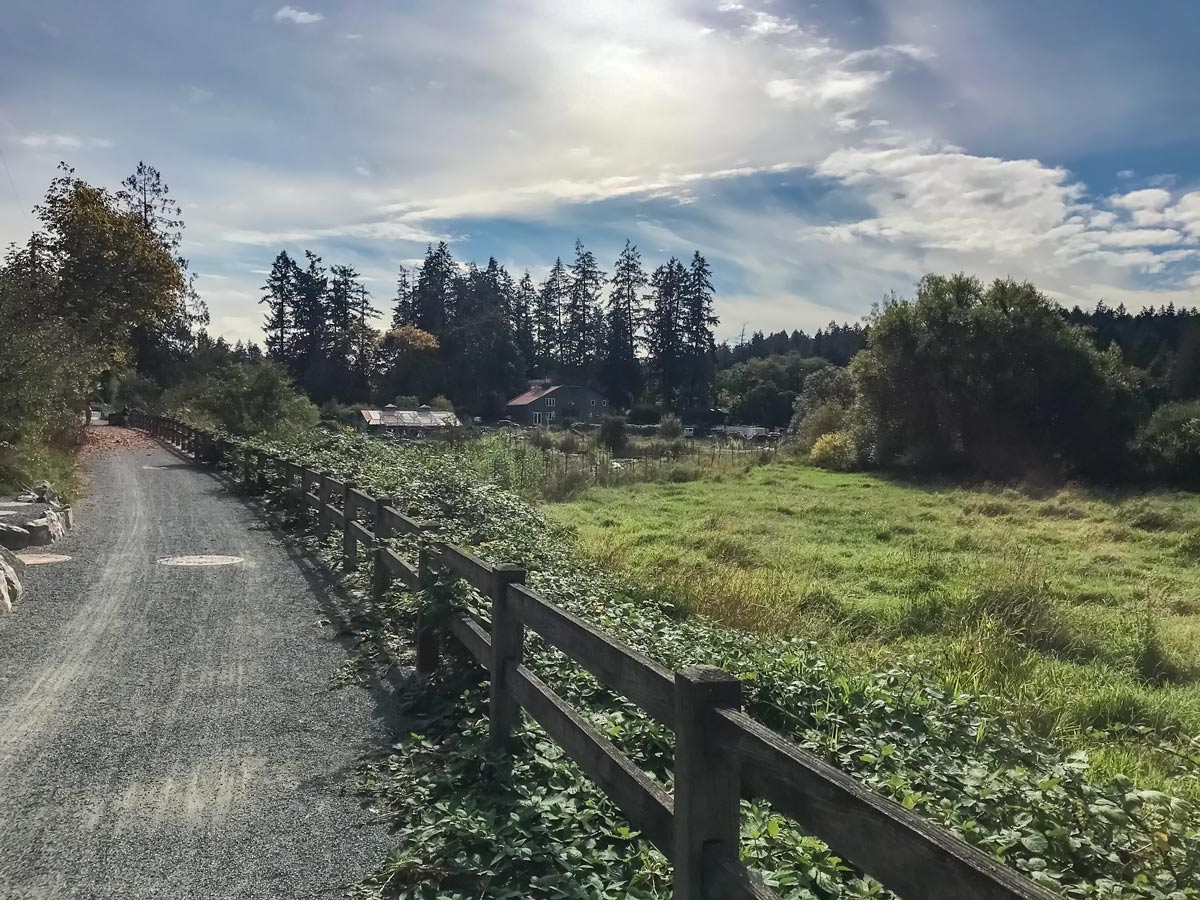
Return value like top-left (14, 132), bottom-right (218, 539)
top-left (0, 431), bottom-right (398, 899)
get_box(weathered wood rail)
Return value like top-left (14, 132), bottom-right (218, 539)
top-left (130, 412), bottom-right (1058, 900)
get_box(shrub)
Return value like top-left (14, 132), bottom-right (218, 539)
top-left (1135, 401), bottom-right (1200, 485)
top-left (528, 428), bottom-right (554, 450)
top-left (793, 401), bottom-right (847, 451)
top-left (597, 415), bottom-right (628, 454)
top-left (658, 413), bottom-right (683, 439)
top-left (789, 367), bottom-right (854, 430)
top-left (558, 431), bottom-right (581, 455)
top-left (809, 431), bottom-right (857, 470)
top-left (850, 274), bottom-right (1140, 476)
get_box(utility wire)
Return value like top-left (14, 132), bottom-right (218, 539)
top-left (0, 141), bottom-right (28, 220)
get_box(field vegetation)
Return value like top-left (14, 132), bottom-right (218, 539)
top-left (241, 429), bottom-right (1198, 898)
top-left (548, 461), bottom-right (1200, 799)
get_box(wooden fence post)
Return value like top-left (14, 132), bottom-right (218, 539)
top-left (342, 481), bottom-right (358, 570)
top-left (317, 472), bottom-right (332, 540)
top-left (489, 564), bottom-right (527, 747)
top-left (372, 496), bottom-right (394, 601)
top-left (415, 544), bottom-right (440, 673)
top-left (300, 466), bottom-right (312, 512)
top-left (673, 665), bottom-right (744, 900)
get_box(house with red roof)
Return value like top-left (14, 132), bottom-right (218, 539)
top-left (504, 382), bottom-right (609, 427)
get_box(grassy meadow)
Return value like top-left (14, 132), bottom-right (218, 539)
top-left (546, 460), bottom-right (1200, 797)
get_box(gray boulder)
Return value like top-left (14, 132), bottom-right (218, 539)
top-left (0, 546), bottom-right (23, 612)
top-left (17, 480), bottom-right (58, 505)
top-left (0, 523), bottom-right (31, 551)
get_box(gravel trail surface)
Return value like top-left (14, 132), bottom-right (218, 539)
top-left (0, 431), bottom-right (396, 899)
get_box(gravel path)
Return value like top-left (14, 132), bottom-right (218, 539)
top-left (0, 433), bottom-right (396, 899)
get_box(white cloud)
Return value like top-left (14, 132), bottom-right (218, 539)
top-left (274, 6), bottom-right (324, 25)
top-left (1112, 188), bottom-right (1171, 212)
top-left (18, 133), bottom-right (111, 150)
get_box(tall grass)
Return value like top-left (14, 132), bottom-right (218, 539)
top-left (547, 460), bottom-right (1200, 798)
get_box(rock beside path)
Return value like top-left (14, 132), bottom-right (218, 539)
top-left (0, 546), bottom-right (23, 612)
top-left (0, 523), bottom-right (32, 551)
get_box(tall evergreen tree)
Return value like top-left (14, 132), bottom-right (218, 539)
top-left (562, 239), bottom-right (605, 373)
top-left (291, 250), bottom-right (329, 392)
top-left (414, 242), bottom-right (456, 337)
top-left (646, 257), bottom-right (687, 410)
top-left (260, 250), bottom-right (300, 367)
top-left (391, 264), bottom-right (415, 328)
top-left (601, 240), bottom-right (647, 408)
top-left (681, 251), bottom-right (718, 409)
top-left (512, 272), bottom-right (538, 377)
top-left (534, 257), bottom-right (568, 372)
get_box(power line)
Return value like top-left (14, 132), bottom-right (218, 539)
top-left (0, 141), bottom-right (27, 220)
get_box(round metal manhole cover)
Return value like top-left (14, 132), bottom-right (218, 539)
top-left (158, 555), bottom-right (245, 567)
top-left (17, 553), bottom-right (72, 565)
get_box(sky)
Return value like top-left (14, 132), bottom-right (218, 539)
top-left (2, 0), bottom-right (1199, 344)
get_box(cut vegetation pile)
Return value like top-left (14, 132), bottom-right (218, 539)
top-left (255, 430), bottom-right (1197, 899)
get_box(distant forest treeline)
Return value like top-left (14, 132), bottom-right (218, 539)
top-left (257, 233), bottom-right (1200, 428)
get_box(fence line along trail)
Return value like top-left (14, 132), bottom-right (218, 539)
top-left (0, 428), bottom-right (394, 899)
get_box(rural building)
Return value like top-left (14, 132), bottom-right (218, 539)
top-left (359, 404), bottom-right (461, 437)
top-left (504, 382), bottom-right (609, 427)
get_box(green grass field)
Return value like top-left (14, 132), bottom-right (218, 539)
top-left (547, 461), bottom-right (1200, 797)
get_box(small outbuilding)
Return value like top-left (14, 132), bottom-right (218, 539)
top-left (504, 382), bottom-right (609, 427)
top-left (359, 404), bottom-right (461, 437)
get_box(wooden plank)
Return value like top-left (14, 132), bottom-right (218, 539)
top-left (448, 613), bottom-right (492, 669)
top-left (713, 709), bottom-right (1058, 900)
top-left (507, 663), bottom-right (674, 856)
top-left (382, 506), bottom-right (426, 535)
top-left (323, 503), bottom-right (345, 526)
top-left (349, 520), bottom-right (374, 547)
top-left (350, 487), bottom-right (375, 508)
top-left (437, 543), bottom-right (495, 596)
top-left (324, 477), bottom-right (346, 495)
top-left (507, 584), bottom-right (675, 726)
top-left (381, 548), bottom-right (419, 587)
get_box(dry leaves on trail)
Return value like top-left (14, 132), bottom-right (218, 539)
top-left (82, 426), bottom-right (159, 455)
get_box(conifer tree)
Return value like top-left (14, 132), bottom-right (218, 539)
top-left (681, 251), bottom-right (718, 409)
top-left (260, 250), bottom-right (300, 367)
top-left (562, 239), bottom-right (605, 373)
top-left (601, 240), bottom-right (647, 408)
top-left (646, 257), bottom-right (687, 410)
top-left (291, 250), bottom-right (329, 390)
top-left (512, 272), bottom-right (538, 377)
top-left (391, 264), bottom-right (415, 328)
top-left (414, 242), bottom-right (456, 337)
top-left (535, 257), bottom-right (568, 372)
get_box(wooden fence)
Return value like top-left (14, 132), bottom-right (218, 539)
top-left (130, 413), bottom-right (1058, 900)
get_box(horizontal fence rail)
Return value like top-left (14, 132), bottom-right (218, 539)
top-left (129, 412), bottom-right (1058, 900)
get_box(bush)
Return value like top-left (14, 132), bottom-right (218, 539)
top-left (809, 431), bottom-right (857, 471)
top-left (658, 413), bottom-right (683, 440)
top-left (850, 274), bottom-right (1140, 476)
top-left (164, 359), bottom-right (318, 437)
top-left (793, 401), bottom-right (847, 452)
top-left (113, 371), bottom-right (162, 412)
top-left (528, 428), bottom-right (554, 450)
top-left (789, 367), bottom-right (854, 429)
top-left (1135, 401), bottom-right (1200, 485)
top-left (597, 416), bottom-right (628, 454)
top-left (558, 431), bottom-right (581, 455)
